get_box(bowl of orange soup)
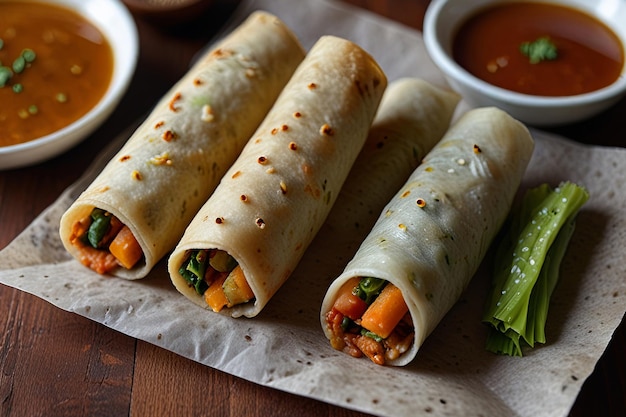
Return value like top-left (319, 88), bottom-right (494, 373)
top-left (0, 0), bottom-right (138, 169)
top-left (423, 0), bottom-right (626, 127)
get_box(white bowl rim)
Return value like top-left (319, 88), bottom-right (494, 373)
top-left (0, 0), bottom-right (138, 160)
top-left (423, 0), bottom-right (626, 108)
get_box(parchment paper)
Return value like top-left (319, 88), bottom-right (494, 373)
top-left (1, 1), bottom-right (625, 416)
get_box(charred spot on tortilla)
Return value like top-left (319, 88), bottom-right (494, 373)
top-left (320, 124), bottom-right (334, 136)
top-left (168, 92), bottom-right (182, 112)
top-left (162, 129), bottom-right (177, 142)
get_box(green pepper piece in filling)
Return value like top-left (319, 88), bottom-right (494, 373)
top-left (209, 250), bottom-right (238, 272)
top-left (360, 328), bottom-right (383, 342)
top-left (179, 250), bottom-right (209, 295)
top-left (86, 208), bottom-right (111, 248)
top-left (353, 277), bottom-right (386, 305)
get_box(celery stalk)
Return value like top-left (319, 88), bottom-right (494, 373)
top-left (483, 182), bottom-right (589, 356)
top-left (528, 216), bottom-right (576, 344)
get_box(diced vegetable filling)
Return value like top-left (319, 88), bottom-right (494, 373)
top-left (325, 277), bottom-right (414, 365)
top-left (69, 208), bottom-right (143, 274)
top-left (179, 249), bottom-right (255, 312)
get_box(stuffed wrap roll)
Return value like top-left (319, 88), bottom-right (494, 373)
top-left (321, 107), bottom-right (534, 365)
top-left (168, 35), bottom-right (387, 317)
top-left (319, 77), bottom-right (460, 253)
top-left (59, 11), bottom-right (305, 279)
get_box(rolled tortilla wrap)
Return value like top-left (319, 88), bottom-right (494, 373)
top-left (168, 35), bottom-right (387, 317)
top-left (321, 107), bottom-right (535, 366)
top-left (320, 78), bottom-right (460, 255)
top-left (59, 11), bottom-right (305, 279)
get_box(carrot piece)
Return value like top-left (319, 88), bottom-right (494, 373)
top-left (108, 225), bottom-right (143, 269)
top-left (204, 273), bottom-right (229, 312)
top-left (78, 245), bottom-right (119, 274)
top-left (100, 215), bottom-right (124, 247)
top-left (69, 216), bottom-right (90, 245)
top-left (223, 265), bottom-right (254, 307)
top-left (360, 283), bottom-right (408, 339)
top-left (332, 277), bottom-right (368, 320)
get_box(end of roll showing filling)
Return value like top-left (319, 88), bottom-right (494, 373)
top-left (324, 276), bottom-right (414, 366)
top-left (178, 248), bottom-right (255, 312)
top-left (322, 107), bottom-right (535, 366)
top-left (67, 207), bottom-right (145, 275)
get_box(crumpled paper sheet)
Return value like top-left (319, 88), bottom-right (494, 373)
top-left (1, 0), bottom-right (625, 416)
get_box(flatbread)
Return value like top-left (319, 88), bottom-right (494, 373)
top-left (168, 35), bottom-right (387, 317)
top-left (59, 11), bottom-right (305, 279)
top-left (320, 77), bottom-right (460, 253)
top-left (321, 107), bottom-right (534, 365)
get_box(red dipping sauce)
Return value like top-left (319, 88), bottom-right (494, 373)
top-left (452, 2), bottom-right (624, 96)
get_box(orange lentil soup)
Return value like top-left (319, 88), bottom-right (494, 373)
top-left (0, 1), bottom-right (114, 147)
top-left (452, 2), bottom-right (624, 97)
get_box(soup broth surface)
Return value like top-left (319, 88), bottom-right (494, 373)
top-left (453, 2), bottom-right (624, 96)
top-left (0, 1), bottom-right (114, 146)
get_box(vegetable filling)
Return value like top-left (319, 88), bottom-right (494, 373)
top-left (325, 277), bottom-right (414, 365)
top-left (68, 208), bottom-right (144, 274)
top-left (179, 249), bottom-right (255, 312)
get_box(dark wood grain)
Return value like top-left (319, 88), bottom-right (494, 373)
top-left (0, 1), bottom-right (624, 416)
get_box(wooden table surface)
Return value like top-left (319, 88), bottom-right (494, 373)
top-left (1, 1), bottom-right (624, 416)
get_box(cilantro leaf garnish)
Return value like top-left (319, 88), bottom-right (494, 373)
top-left (519, 37), bottom-right (558, 64)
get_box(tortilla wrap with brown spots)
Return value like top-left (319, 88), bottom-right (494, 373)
top-left (59, 11), bottom-right (305, 279)
top-left (168, 35), bottom-right (387, 317)
top-left (321, 107), bottom-right (534, 365)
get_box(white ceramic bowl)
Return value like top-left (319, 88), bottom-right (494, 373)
top-left (0, 0), bottom-right (138, 170)
top-left (423, 0), bottom-right (626, 127)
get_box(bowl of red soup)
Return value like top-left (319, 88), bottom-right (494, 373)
top-left (423, 0), bottom-right (626, 127)
top-left (0, 0), bottom-right (138, 170)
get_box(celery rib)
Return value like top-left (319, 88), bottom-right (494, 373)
top-left (483, 182), bottom-right (589, 356)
